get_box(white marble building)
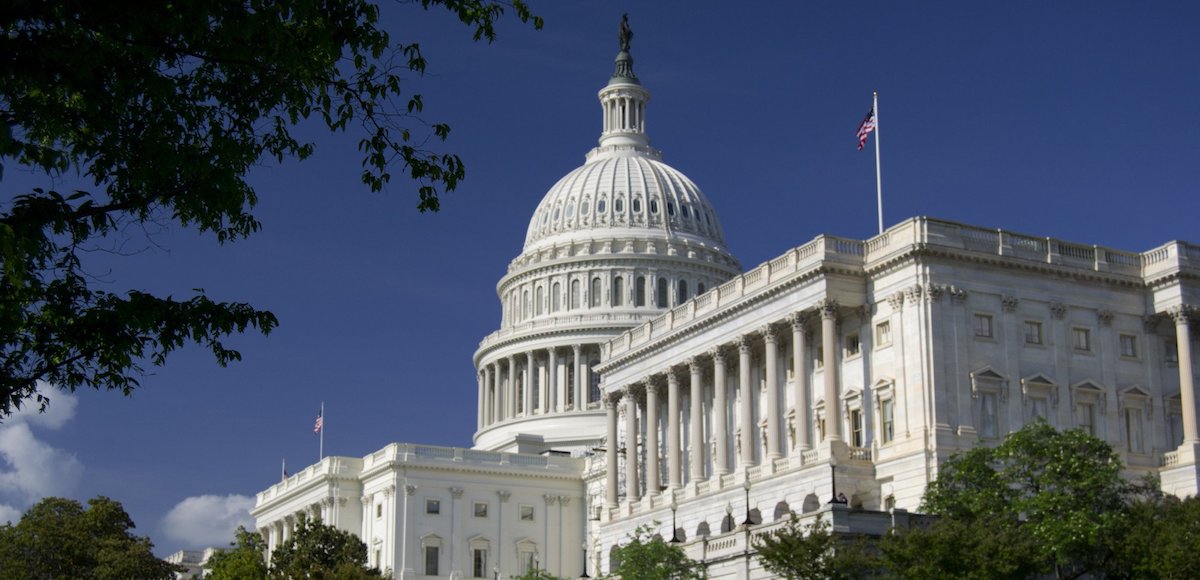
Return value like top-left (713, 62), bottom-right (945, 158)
top-left (253, 33), bottom-right (1200, 580)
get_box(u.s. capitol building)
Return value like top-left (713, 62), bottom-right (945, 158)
top-left (252, 28), bottom-right (1200, 580)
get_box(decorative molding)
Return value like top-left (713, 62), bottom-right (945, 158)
top-left (498, 490), bottom-right (511, 502)
top-left (450, 487), bottom-right (464, 499)
top-left (1050, 302), bottom-right (1067, 319)
top-left (404, 484), bottom-right (417, 496)
top-left (1168, 305), bottom-right (1195, 325)
top-left (858, 303), bottom-right (874, 318)
top-left (544, 494), bottom-right (559, 505)
top-left (1001, 295), bottom-right (1019, 312)
top-left (948, 287), bottom-right (968, 303)
top-left (1143, 314), bottom-right (1161, 332)
top-left (789, 311), bottom-right (811, 329)
top-left (707, 345), bottom-right (725, 363)
top-left (904, 285), bottom-right (922, 305)
top-left (818, 298), bottom-right (840, 319)
top-left (887, 292), bottom-right (905, 311)
top-left (558, 496), bottom-right (571, 506)
top-left (1097, 309), bottom-right (1114, 326)
top-left (686, 356), bottom-right (702, 374)
top-left (736, 334), bottom-right (753, 354)
top-left (923, 283), bottom-right (944, 303)
top-left (761, 324), bottom-right (778, 343)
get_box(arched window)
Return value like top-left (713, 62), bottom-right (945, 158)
top-left (636, 276), bottom-right (647, 307)
top-left (632, 198), bottom-right (642, 213)
top-left (666, 201), bottom-right (675, 216)
top-left (649, 199), bottom-right (659, 214)
top-left (656, 277), bottom-right (668, 308)
top-left (523, 290), bottom-right (530, 320)
top-left (612, 277), bottom-right (624, 306)
top-left (615, 197), bottom-right (624, 213)
top-left (697, 282), bottom-right (706, 295)
top-left (566, 200), bottom-right (575, 218)
top-left (570, 280), bottom-right (581, 309)
top-left (589, 360), bottom-right (602, 405)
top-left (535, 286), bottom-right (544, 316)
top-left (677, 280), bottom-right (688, 304)
top-left (551, 282), bottom-right (561, 313)
top-left (598, 197), bottom-right (607, 213)
top-left (591, 278), bottom-right (602, 307)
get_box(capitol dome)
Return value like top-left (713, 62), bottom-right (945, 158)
top-left (472, 36), bottom-right (741, 453)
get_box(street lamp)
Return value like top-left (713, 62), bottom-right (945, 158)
top-left (580, 538), bottom-right (590, 578)
top-left (827, 455), bottom-right (839, 504)
top-left (493, 565), bottom-right (499, 580)
top-left (668, 493), bottom-right (682, 543)
top-left (741, 468), bottom-right (754, 527)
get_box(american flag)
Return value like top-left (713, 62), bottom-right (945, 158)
top-left (856, 108), bottom-right (876, 150)
top-left (313, 411), bottom-right (323, 434)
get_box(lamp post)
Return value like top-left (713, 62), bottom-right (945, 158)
top-left (668, 493), bottom-right (682, 543)
top-left (493, 565), bottom-right (499, 580)
top-left (580, 538), bottom-right (590, 578)
top-left (741, 468), bottom-right (754, 527)
top-left (827, 455), bottom-right (839, 504)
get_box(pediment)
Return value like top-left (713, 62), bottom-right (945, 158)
top-left (1120, 385), bottom-right (1151, 399)
top-left (1021, 373), bottom-right (1057, 387)
top-left (970, 366), bottom-right (1005, 381)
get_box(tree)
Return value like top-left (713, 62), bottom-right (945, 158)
top-left (268, 514), bottom-right (380, 579)
top-left (604, 524), bottom-right (704, 580)
top-left (0, 0), bottom-right (541, 418)
top-left (752, 512), bottom-right (878, 580)
top-left (0, 496), bottom-right (181, 579)
top-left (1108, 494), bottom-right (1200, 579)
top-left (878, 517), bottom-right (1040, 580)
top-left (513, 569), bottom-right (562, 580)
top-left (204, 526), bottom-right (269, 580)
top-left (909, 421), bottom-right (1150, 579)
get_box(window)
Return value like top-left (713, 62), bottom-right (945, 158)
top-left (1077, 402), bottom-right (1096, 436)
top-left (815, 345), bottom-right (824, 368)
top-left (522, 290), bottom-right (530, 320)
top-left (875, 321), bottom-right (891, 347)
top-left (849, 409), bottom-right (864, 447)
top-left (844, 333), bottom-right (861, 357)
top-left (880, 399), bottom-right (895, 444)
top-left (677, 280), bottom-right (688, 304)
top-left (1125, 408), bottom-right (1144, 453)
top-left (425, 499), bottom-right (440, 515)
top-left (1024, 321), bottom-right (1043, 345)
top-left (1170, 411), bottom-right (1185, 448)
top-left (635, 276), bottom-right (647, 307)
top-left (472, 548), bottom-right (488, 578)
top-left (424, 546), bottom-right (440, 576)
top-left (974, 314), bottom-right (994, 338)
top-left (1166, 340), bottom-right (1179, 363)
top-left (649, 199), bottom-right (658, 214)
top-left (884, 495), bottom-right (896, 511)
top-left (697, 282), bottom-right (706, 295)
top-left (817, 416), bottom-right (826, 441)
top-left (519, 504), bottom-right (535, 521)
top-left (570, 280), bottom-right (581, 309)
top-left (376, 503), bottom-right (382, 518)
top-left (1073, 328), bottom-right (1091, 352)
top-left (632, 198), bottom-right (642, 213)
top-left (535, 286), bottom-right (543, 316)
top-left (1120, 334), bottom-right (1138, 358)
top-left (591, 277), bottom-right (601, 307)
top-left (612, 276), bottom-right (624, 306)
top-left (980, 392), bottom-right (998, 439)
top-left (667, 201), bottom-right (675, 216)
top-left (551, 282), bottom-right (561, 313)
top-left (656, 277), bottom-right (668, 308)
top-left (614, 197), bottom-right (624, 213)
top-left (473, 501), bottom-right (488, 518)
top-left (1030, 397), bottom-right (1049, 421)
top-left (589, 360), bottom-right (602, 404)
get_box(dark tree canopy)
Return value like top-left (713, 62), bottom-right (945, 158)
top-left (752, 512), bottom-right (878, 580)
top-left (0, 0), bottom-right (540, 418)
top-left (604, 524), bottom-right (705, 580)
top-left (0, 496), bottom-right (181, 580)
top-left (268, 514), bottom-right (380, 579)
top-left (204, 526), bottom-right (269, 580)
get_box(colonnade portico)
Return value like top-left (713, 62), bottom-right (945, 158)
top-left (477, 343), bottom-right (599, 429)
top-left (602, 299), bottom-right (854, 506)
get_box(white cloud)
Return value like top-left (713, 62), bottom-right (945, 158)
top-left (162, 494), bottom-right (256, 548)
top-left (0, 382), bottom-right (83, 508)
top-left (0, 503), bottom-right (21, 524)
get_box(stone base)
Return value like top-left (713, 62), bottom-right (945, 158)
top-left (1161, 442), bottom-right (1200, 498)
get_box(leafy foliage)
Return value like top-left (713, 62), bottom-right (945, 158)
top-left (752, 512), bottom-right (878, 580)
top-left (0, 496), bottom-right (181, 579)
top-left (268, 514), bottom-right (380, 579)
top-left (205, 526), bottom-right (269, 580)
top-left (513, 568), bottom-right (562, 580)
top-left (1108, 494), bottom-right (1200, 579)
top-left (0, 0), bottom-right (540, 418)
top-left (605, 523), bottom-right (705, 580)
top-left (878, 517), bottom-right (1040, 580)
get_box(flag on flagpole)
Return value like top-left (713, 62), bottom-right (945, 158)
top-left (313, 409), bottom-right (323, 434)
top-left (856, 108), bottom-right (877, 150)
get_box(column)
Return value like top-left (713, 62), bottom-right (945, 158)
top-left (712, 347), bottom-right (730, 474)
top-left (645, 380), bottom-right (660, 496)
top-left (667, 369), bottom-right (682, 488)
top-left (688, 358), bottom-right (705, 481)
top-left (524, 351), bottom-right (534, 415)
top-left (820, 298), bottom-right (842, 442)
top-left (477, 372), bottom-right (485, 429)
top-left (507, 355), bottom-right (517, 418)
top-left (737, 335), bottom-right (756, 466)
top-left (490, 363), bottom-right (501, 423)
top-left (624, 389), bottom-right (640, 502)
top-left (791, 313), bottom-right (811, 452)
top-left (548, 347), bottom-right (558, 413)
top-left (764, 324), bottom-right (782, 459)
top-left (1171, 307), bottom-right (1198, 444)
top-left (605, 393), bottom-right (619, 506)
top-left (574, 345), bottom-right (585, 411)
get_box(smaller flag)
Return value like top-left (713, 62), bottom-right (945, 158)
top-left (313, 410), bottom-right (323, 434)
top-left (856, 108), bottom-right (876, 150)
top-left (282, 458), bottom-right (289, 481)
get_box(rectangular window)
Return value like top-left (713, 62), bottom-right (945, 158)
top-left (375, 503), bottom-right (382, 519)
top-left (974, 314), bottom-right (994, 338)
top-left (473, 549), bottom-right (488, 578)
top-left (875, 321), bottom-right (892, 347)
top-left (1077, 403), bottom-right (1095, 436)
top-left (1030, 397), bottom-right (1049, 422)
top-left (1170, 412), bottom-right (1185, 448)
top-left (849, 409), bottom-right (864, 447)
top-left (519, 505), bottom-right (535, 521)
top-left (425, 499), bottom-right (440, 515)
top-left (1166, 340), bottom-right (1179, 364)
top-left (1073, 328), bottom-right (1091, 351)
top-left (473, 501), bottom-right (488, 518)
top-left (520, 552), bottom-right (536, 574)
top-left (844, 333), bottom-right (861, 357)
top-left (980, 392), bottom-right (998, 439)
top-left (880, 399), bottom-right (895, 444)
top-left (1024, 321), bottom-right (1043, 345)
top-left (817, 416), bottom-right (826, 441)
top-left (425, 546), bottom-right (440, 576)
top-left (815, 346), bottom-right (824, 368)
top-left (1126, 409), bottom-right (1144, 453)
top-left (1120, 334), bottom-right (1138, 358)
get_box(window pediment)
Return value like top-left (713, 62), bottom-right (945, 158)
top-left (970, 367), bottom-right (1008, 401)
top-left (1070, 381), bottom-right (1106, 412)
top-left (1119, 385), bottom-right (1153, 417)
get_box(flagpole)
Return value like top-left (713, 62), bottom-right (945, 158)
top-left (873, 91), bottom-right (883, 235)
top-left (319, 401), bottom-right (325, 461)
top-left (281, 457), bottom-right (287, 481)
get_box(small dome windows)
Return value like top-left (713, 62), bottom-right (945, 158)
top-left (598, 197), bottom-right (607, 213)
top-left (666, 202), bottom-right (675, 216)
top-left (681, 205), bottom-right (689, 218)
top-left (566, 201), bottom-right (575, 218)
top-left (615, 197), bottom-right (625, 213)
top-left (553, 205), bottom-right (561, 221)
top-left (649, 200), bottom-right (658, 214)
top-left (632, 198), bottom-right (642, 213)
top-left (581, 198), bottom-right (590, 215)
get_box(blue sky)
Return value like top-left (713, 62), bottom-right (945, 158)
top-left (2, 1), bottom-right (1198, 555)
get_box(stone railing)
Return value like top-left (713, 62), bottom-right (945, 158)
top-left (256, 456), bottom-right (360, 505)
top-left (1162, 450), bottom-right (1180, 467)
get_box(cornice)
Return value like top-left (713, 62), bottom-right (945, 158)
top-left (871, 244), bottom-right (1147, 289)
top-left (497, 253), bottom-right (741, 293)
